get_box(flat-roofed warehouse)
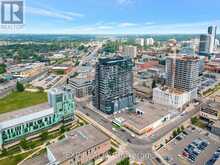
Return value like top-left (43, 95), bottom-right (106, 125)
top-left (46, 124), bottom-right (111, 165)
top-left (200, 100), bottom-right (220, 121)
top-left (113, 102), bottom-right (176, 135)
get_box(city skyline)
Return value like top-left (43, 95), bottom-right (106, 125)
top-left (1, 0), bottom-right (220, 34)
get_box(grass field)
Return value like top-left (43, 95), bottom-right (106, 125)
top-left (0, 91), bottom-right (47, 114)
top-left (0, 149), bottom-right (37, 165)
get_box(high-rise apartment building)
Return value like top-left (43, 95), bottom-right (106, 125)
top-left (92, 56), bottom-right (134, 114)
top-left (145, 38), bottom-right (154, 46)
top-left (153, 55), bottom-right (200, 109)
top-left (166, 55), bottom-right (200, 92)
top-left (135, 38), bottom-right (144, 46)
top-left (124, 45), bottom-right (137, 58)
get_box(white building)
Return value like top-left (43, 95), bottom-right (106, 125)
top-left (215, 39), bottom-right (220, 49)
top-left (153, 87), bottom-right (197, 110)
top-left (49, 53), bottom-right (65, 60)
top-left (124, 45), bottom-right (137, 58)
top-left (136, 38), bottom-right (144, 46)
top-left (145, 38), bottom-right (154, 46)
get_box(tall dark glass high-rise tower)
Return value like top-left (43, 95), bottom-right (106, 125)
top-left (92, 56), bottom-right (134, 114)
top-left (199, 26), bottom-right (217, 55)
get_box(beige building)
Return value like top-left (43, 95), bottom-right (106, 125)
top-left (124, 45), bottom-right (137, 58)
top-left (200, 101), bottom-right (220, 121)
top-left (68, 78), bottom-right (93, 98)
top-left (47, 125), bottom-right (111, 165)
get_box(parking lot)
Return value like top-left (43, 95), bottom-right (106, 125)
top-left (31, 73), bottom-right (62, 89)
top-left (158, 125), bottom-right (220, 165)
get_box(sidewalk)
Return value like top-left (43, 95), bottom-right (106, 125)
top-left (76, 110), bottom-right (126, 146)
top-left (86, 102), bottom-right (110, 120)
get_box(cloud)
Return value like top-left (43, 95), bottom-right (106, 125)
top-left (117, 0), bottom-right (135, 5)
top-left (145, 22), bottom-right (155, 25)
top-left (118, 22), bottom-right (138, 27)
top-left (62, 20), bottom-right (220, 34)
top-left (97, 26), bottom-right (113, 30)
top-left (2, 20), bottom-right (219, 34)
top-left (26, 6), bottom-right (84, 21)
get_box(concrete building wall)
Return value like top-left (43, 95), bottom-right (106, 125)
top-left (153, 87), bottom-right (188, 109)
top-left (124, 45), bottom-right (137, 58)
top-left (124, 113), bottom-right (172, 135)
top-left (57, 140), bottom-right (111, 165)
top-left (200, 111), bottom-right (219, 121)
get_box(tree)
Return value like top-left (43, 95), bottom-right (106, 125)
top-left (172, 130), bottom-right (177, 137)
top-left (40, 131), bottom-right (49, 141)
top-left (151, 80), bottom-right (157, 89)
top-left (108, 147), bottom-right (117, 155)
top-left (1, 148), bottom-right (8, 156)
top-left (102, 41), bottom-right (119, 53)
top-left (16, 81), bottom-right (24, 92)
top-left (181, 125), bottom-right (184, 131)
top-left (78, 45), bottom-right (85, 51)
top-left (117, 157), bottom-right (130, 165)
top-left (177, 127), bottom-right (181, 134)
top-left (20, 138), bottom-right (28, 149)
top-left (60, 125), bottom-right (65, 133)
top-left (191, 117), bottom-right (198, 125)
top-left (0, 64), bottom-right (6, 74)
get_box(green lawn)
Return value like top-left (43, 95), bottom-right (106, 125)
top-left (0, 91), bottom-right (47, 114)
top-left (0, 149), bottom-right (37, 165)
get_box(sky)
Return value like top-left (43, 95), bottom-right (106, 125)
top-left (1, 0), bottom-right (220, 34)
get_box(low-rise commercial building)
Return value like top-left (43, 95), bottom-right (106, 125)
top-left (200, 101), bottom-right (220, 121)
top-left (0, 88), bottom-right (75, 149)
top-left (205, 62), bottom-right (220, 73)
top-left (68, 78), bottom-right (93, 98)
top-left (211, 121), bottom-right (220, 136)
top-left (52, 64), bottom-right (73, 74)
top-left (200, 101), bottom-right (220, 136)
top-left (46, 124), bottom-right (111, 165)
top-left (113, 102), bottom-right (174, 135)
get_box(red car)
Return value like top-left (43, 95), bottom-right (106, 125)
top-left (182, 151), bottom-right (189, 157)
